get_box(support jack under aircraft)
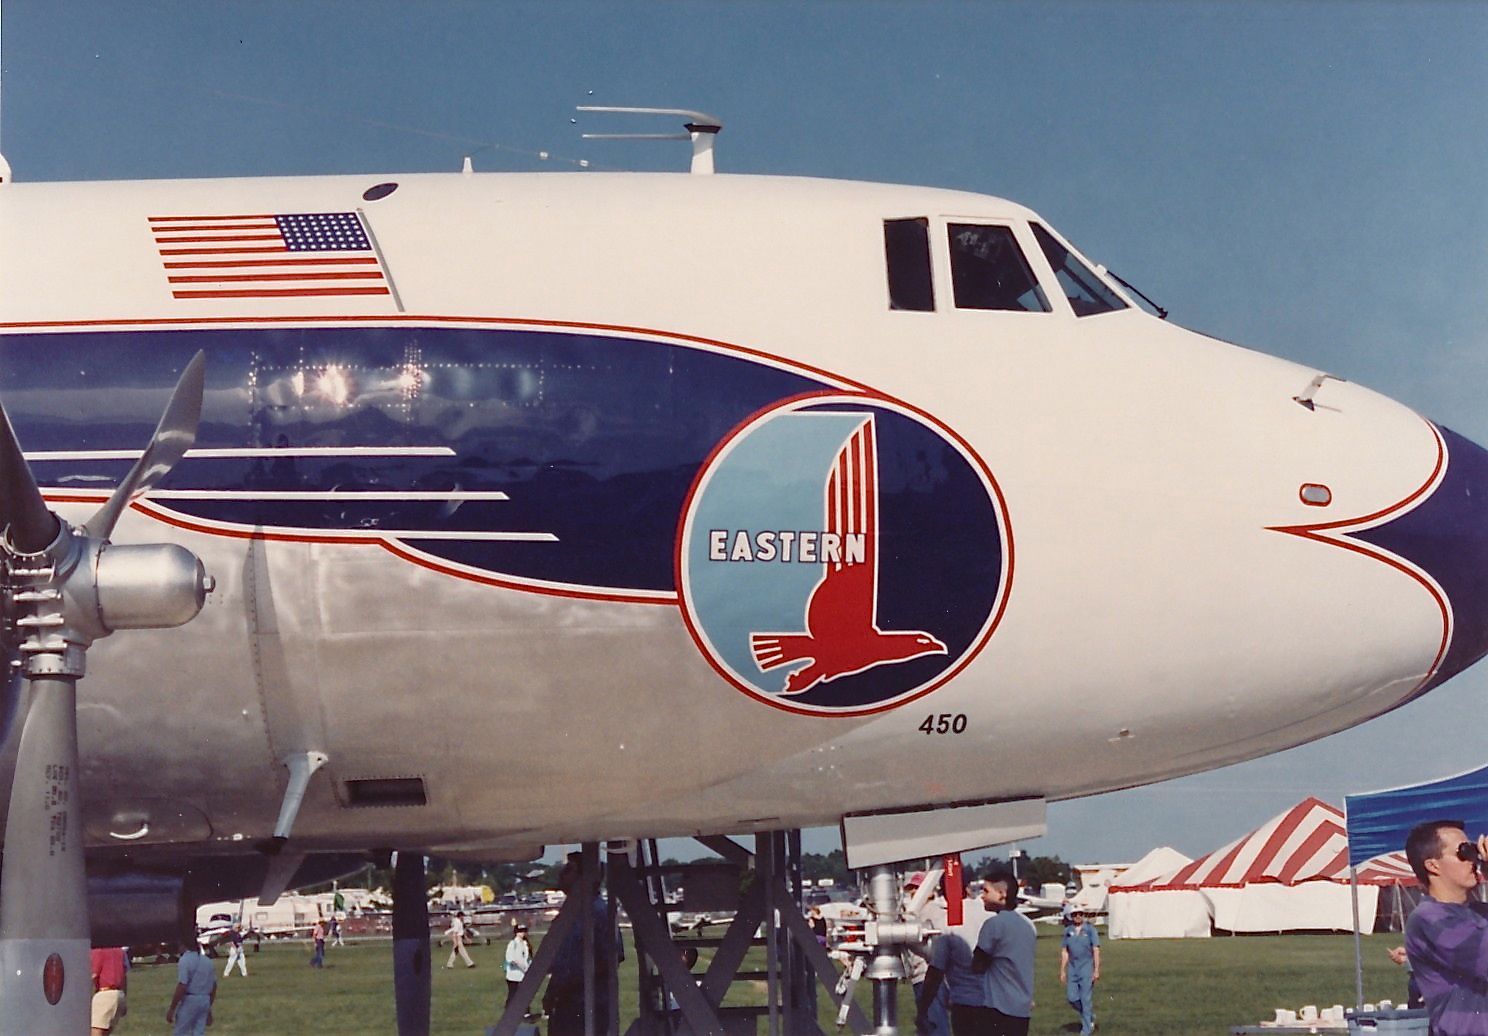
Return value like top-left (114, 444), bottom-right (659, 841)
top-left (1, 109), bottom-right (1486, 1034)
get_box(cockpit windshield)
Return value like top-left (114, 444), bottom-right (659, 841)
top-left (948, 224), bottom-right (1050, 313)
top-left (1030, 223), bottom-right (1127, 317)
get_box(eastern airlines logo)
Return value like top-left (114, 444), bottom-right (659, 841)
top-left (678, 395), bottom-right (1011, 716)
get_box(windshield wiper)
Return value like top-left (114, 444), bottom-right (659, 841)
top-left (1106, 269), bottom-right (1168, 320)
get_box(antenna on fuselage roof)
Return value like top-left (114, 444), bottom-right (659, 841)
top-left (576, 106), bottom-right (722, 174)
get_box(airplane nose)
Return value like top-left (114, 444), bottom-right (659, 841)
top-left (1352, 425), bottom-right (1488, 695)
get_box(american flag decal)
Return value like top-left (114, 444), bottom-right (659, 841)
top-left (150, 212), bottom-right (391, 299)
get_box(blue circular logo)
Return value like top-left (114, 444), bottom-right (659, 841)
top-left (677, 394), bottom-right (1011, 716)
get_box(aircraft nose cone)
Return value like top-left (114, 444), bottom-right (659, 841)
top-left (1354, 425), bottom-right (1488, 693)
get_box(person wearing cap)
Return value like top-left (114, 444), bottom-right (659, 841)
top-left (1059, 907), bottom-right (1100, 1035)
top-left (166, 934), bottom-right (217, 1035)
top-left (902, 871), bottom-right (951, 1036)
top-left (505, 921), bottom-right (532, 1006)
top-left (1403, 819), bottom-right (1488, 1035)
top-left (445, 909), bottom-right (476, 969)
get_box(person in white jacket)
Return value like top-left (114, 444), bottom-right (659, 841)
top-left (505, 924), bottom-right (532, 1007)
top-left (445, 911), bottom-right (476, 969)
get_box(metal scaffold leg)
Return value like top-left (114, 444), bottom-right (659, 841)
top-left (488, 831), bottom-right (880, 1036)
top-left (619, 830), bottom-right (873, 1036)
top-left (489, 843), bottom-right (609, 1036)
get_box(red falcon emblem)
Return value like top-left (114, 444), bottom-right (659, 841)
top-left (749, 416), bottom-right (947, 693)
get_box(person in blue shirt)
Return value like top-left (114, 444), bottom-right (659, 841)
top-left (1060, 908), bottom-right (1101, 1035)
top-left (165, 936), bottom-right (217, 1036)
top-left (972, 867), bottom-right (1037, 1036)
top-left (917, 924), bottom-right (986, 1036)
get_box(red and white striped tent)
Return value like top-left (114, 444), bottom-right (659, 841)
top-left (1107, 798), bottom-right (1415, 938)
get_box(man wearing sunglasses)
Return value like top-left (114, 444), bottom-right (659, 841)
top-left (1403, 819), bottom-right (1488, 1034)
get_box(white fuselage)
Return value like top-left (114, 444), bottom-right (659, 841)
top-left (0, 171), bottom-right (1459, 863)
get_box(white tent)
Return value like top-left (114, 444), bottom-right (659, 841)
top-left (1069, 862), bottom-right (1131, 916)
top-left (1108, 799), bottom-right (1415, 939)
top-left (1106, 845), bottom-right (1203, 939)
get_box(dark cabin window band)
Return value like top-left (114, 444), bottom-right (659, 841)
top-left (362, 182), bottom-right (399, 202)
top-left (884, 218), bottom-right (935, 312)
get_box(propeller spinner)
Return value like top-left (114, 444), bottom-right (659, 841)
top-left (0, 351), bottom-right (213, 1034)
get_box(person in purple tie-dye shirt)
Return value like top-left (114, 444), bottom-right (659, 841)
top-left (1403, 819), bottom-right (1488, 1035)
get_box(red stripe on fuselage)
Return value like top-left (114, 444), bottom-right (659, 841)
top-left (170, 287), bottom-right (392, 298)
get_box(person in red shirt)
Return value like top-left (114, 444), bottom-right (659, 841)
top-left (90, 946), bottom-right (128, 1036)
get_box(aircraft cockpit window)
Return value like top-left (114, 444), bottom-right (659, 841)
top-left (948, 224), bottom-right (1050, 312)
top-left (883, 218), bottom-right (935, 311)
top-left (1030, 223), bottom-right (1128, 317)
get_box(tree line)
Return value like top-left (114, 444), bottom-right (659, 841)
top-left (311, 849), bottom-right (1072, 901)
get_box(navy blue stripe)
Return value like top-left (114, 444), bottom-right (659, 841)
top-left (0, 326), bottom-right (828, 593)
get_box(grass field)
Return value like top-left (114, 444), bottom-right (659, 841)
top-left (104, 929), bottom-right (1413, 1035)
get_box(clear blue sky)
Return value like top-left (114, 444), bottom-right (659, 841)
top-left (3, 1), bottom-right (1486, 866)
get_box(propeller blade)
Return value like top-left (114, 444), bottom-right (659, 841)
top-left (83, 350), bottom-right (206, 541)
top-left (0, 351), bottom-right (211, 1033)
top-left (0, 677), bottom-right (90, 1033)
top-left (0, 402), bottom-right (58, 555)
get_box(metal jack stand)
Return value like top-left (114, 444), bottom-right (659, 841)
top-left (830, 863), bottom-right (945, 1036)
top-left (864, 867), bottom-right (906, 1036)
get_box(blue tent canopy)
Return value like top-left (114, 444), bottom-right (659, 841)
top-left (1345, 762), bottom-right (1488, 866)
